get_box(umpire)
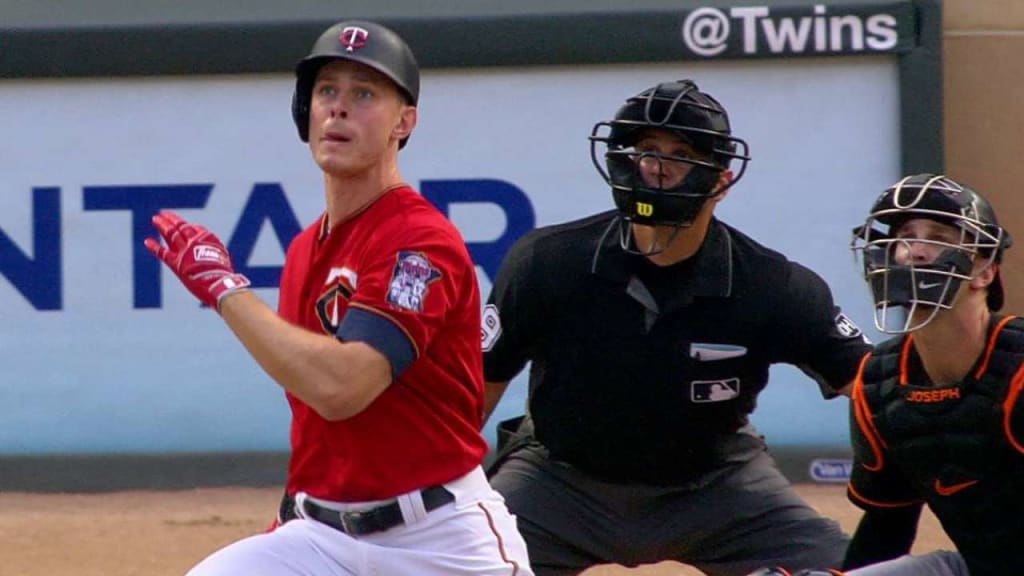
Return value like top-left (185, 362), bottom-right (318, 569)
top-left (481, 79), bottom-right (870, 576)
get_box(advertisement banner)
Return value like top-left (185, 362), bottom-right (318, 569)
top-left (1, 59), bottom-right (899, 453)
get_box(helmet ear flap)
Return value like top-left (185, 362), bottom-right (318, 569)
top-left (291, 79), bottom-right (311, 143)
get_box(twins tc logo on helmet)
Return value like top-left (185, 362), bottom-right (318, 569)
top-left (340, 26), bottom-right (369, 52)
top-left (387, 251), bottom-right (441, 313)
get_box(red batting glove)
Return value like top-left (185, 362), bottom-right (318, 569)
top-left (144, 211), bottom-right (251, 311)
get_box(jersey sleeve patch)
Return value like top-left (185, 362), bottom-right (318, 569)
top-left (387, 251), bottom-right (442, 313)
top-left (481, 304), bottom-right (502, 352)
top-left (835, 312), bottom-right (869, 342)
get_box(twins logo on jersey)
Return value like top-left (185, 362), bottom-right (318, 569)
top-left (387, 251), bottom-right (441, 313)
top-left (316, 271), bottom-right (356, 333)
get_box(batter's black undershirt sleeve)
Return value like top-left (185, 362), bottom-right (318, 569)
top-left (842, 505), bottom-right (922, 570)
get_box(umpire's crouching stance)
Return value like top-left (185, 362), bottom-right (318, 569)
top-left (481, 79), bottom-right (870, 576)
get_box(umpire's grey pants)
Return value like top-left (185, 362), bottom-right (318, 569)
top-left (490, 439), bottom-right (848, 576)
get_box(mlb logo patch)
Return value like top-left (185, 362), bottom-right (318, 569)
top-left (387, 251), bottom-right (441, 312)
top-left (690, 378), bottom-right (740, 403)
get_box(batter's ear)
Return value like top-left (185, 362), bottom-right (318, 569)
top-left (393, 105), bottom-right (417, 143)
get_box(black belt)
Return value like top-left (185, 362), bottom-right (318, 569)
top-left (279, 485), bottom-right (455, 536)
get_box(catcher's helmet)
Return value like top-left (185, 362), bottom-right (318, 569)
top-left (589, 79), bottom-right (750, 238)
top-left (291, 20), bottom-right (420, 147)
top-left (851, 173), bottom-right (1012, 333)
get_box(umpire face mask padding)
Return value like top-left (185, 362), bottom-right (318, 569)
top-left (606, 150), bottom-right (721, 228)
top-left (588, 79), bottom-right (751, 244)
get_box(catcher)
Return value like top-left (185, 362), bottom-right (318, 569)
top-left (751, 174), bottom-right (1022, 576)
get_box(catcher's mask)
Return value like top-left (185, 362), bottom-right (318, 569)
top-left (589, 79), bottom-right (750, 255)
top-left (292, 20), bottom-right (419, 148)
top-left (851, 173), bottom-right (1011, 334)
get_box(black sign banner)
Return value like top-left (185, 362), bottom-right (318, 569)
top-left (678, 2), bottom-right (916, 59)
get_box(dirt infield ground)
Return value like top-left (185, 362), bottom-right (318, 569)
top-left (0, 484), bottom-right (953, 576)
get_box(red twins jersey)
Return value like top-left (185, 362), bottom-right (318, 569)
top-left (278, 184), bottom-right (488, 501)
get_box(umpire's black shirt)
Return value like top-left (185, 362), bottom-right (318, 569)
top-left (483, 211), bottom-right (870, 485)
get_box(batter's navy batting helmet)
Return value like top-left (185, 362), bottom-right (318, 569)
top-left (291, 20), bottom-right (420, 147)
top-left (589, 79), bottom-right (751, 230)
top-left (852, 173), bottom-right (1012, 333)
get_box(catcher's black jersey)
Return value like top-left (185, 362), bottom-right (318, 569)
top-left (483, 211), bottom-right (869, 484)
top-left (848, 315), bottom-right (1024, 576)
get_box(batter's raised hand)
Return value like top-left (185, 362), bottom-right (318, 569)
top-left (144, 211), bottom-right (251, 311)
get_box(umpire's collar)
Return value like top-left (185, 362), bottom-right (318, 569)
top-left (590, 216), bottom-right (734, 300)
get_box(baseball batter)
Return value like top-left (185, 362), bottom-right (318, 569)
top-left (145, 20), bottom-right (532, 576)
